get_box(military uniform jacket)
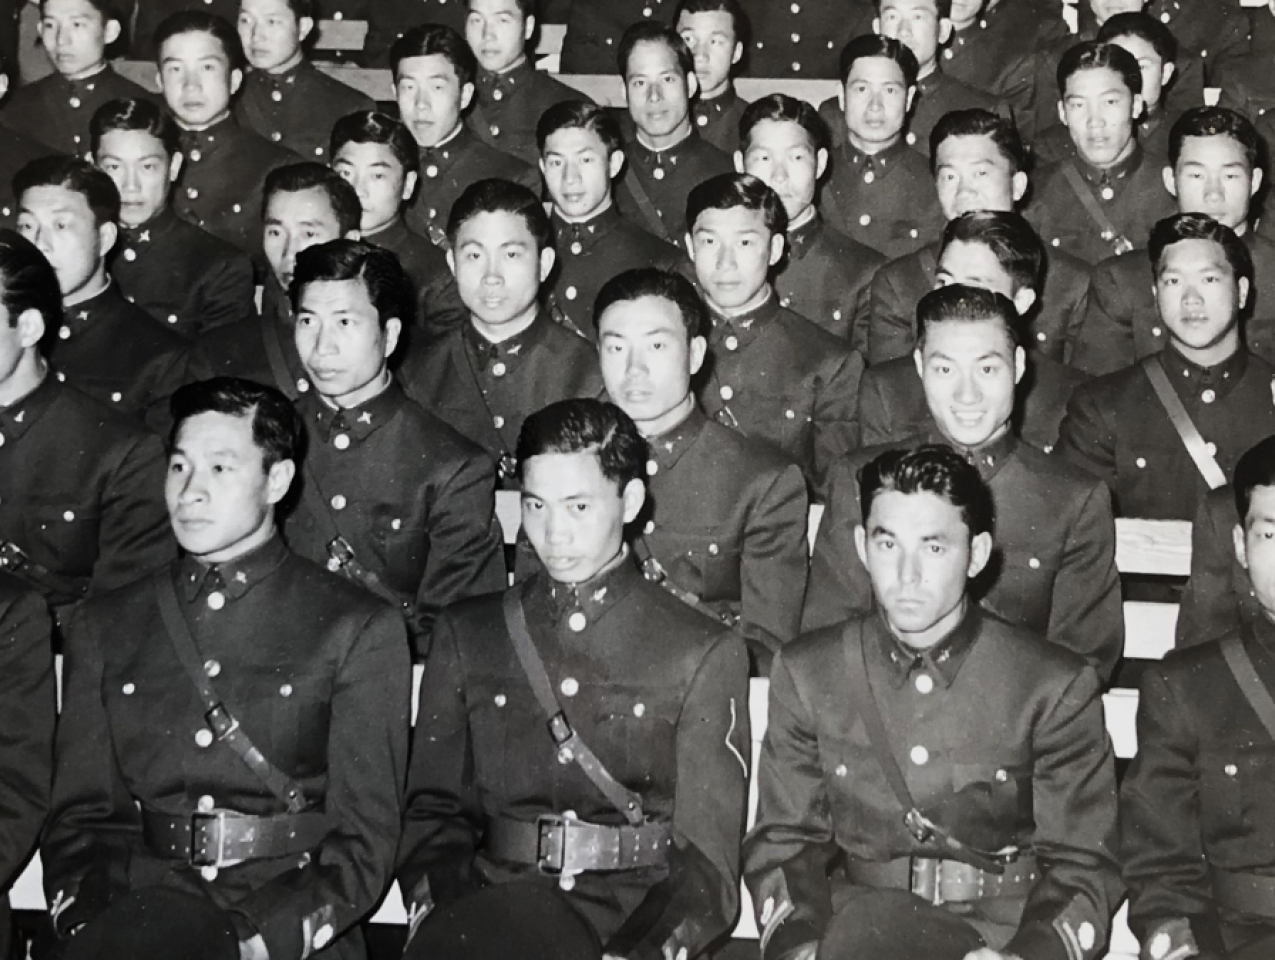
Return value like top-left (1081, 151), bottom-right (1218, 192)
top-left (615, 129), bottom-right (733, 245)
top-left (1072, 233), bottom-right (1275, 376)
top-left (1176, 483), bottom-right (1256, 650)
top-left (469, 60), bottom-right (584, 166)
top-left (774, 214), bottom-right (884, 350)
top-left (555, 0), bottom-right (675, 74)
top-left (234, 60), bottom-right (373, 162)
top-left (739, 0), bottom-right (875, 80)
top-left (43, 537), bottom-right (410, 960)
top-left (359, 217), bottom-right (466, 340)
top-left (286, 383), bottom-right (506, 659)
top-left (112, 208), bottom-right (256, 340)
top-left (820, 140), bottom-right (944, 260)
top-left (186, 293), bottom-right (312, 402)
top-left (396, 559), bottom-right (750, 960)
top-left (0, 123), bottom-right (49, 224)
top-left (361, 0), bottom-right (468, 66)
top-left (1057, 346), bottom-right (1275, 520)
top-left (700, 295), bottom-right (863, 500)
top-left (743, 607), bottom-right (1121, 960)
top-left (1121, 615), bottom-right (1275, 958)
top-left (0, 65), bottom-right (156, 156)
top-left (1216, 6), bottom-right (1275, 123)
top-left (692, 86), bottom-right (748, 154)
top-left (907, 70), bottom-right (1005, 158)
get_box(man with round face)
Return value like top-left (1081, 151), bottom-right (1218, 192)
top-left (43, 375), bottom-right (409, 960)
top-left (676, 0), bottom-right (747, 153)
top-left (397, 395), bottom-right (749, 960)
top-left (748, 439), bottom-right (1121, 960)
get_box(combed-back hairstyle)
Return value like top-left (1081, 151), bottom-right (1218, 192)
top-left (263, 162), bottom-right (362, 236)
top-left (594, 267), bottom-right (708, 342)
top-left (446, 177), bottom-right (553, 252)
top-left (929, 108), bottom-right (1027, 176)
top-left (1096, 11), bottom-right (1177, 65)
top-left (1148, 213), bottom-right (1254, 287)
top-left (618, 21), bottom-right (695, 79)
top-left (281, 0), bottom-right (315, 16)
top-left (874, 0), bottom-right (952, 18)
top-left (1234, 435), bottom-right (1275, 525)
top-left (739, 93), bottom-right (830, 155)
top-left (169, 377), bottom-right (302, 470)
top-left (39, 0), bottom-right (120, 19)
top-left (686, 172), bottom-right (788, 236)
top-left (839, 34), bottom-right (919, 89)
top-left (153, 10), bottom-right (246, 71)
top-left (468, 0), bottom-right (535, 17)
top-left (390, 23), bottom-right (476, 88)
top-left (536, 100), bottom-right (624, 157)
top-left (14, 155), bottom-right (121, 226)
top-left (330, 111), bottom-right (420, 176)
top-left (859, 442), bottom-right (994, 538)
top-left (916, 282), bottom-right (1020, 350)
top-left (90, 97), bottom-right (182, 158)
top-left (516, 398), bottom-right (649, 493)
top-left (1056, 40), bottom-right (1141, 99)
top-left (0, 229), bottom-right (63, 341)
top-left (290, 239), bottom-right (416, 332)
top-left (940, 210), bottom-right (1044, 298)
top-left (674, 0), bottom-right (750, 46)
top-left (1169, 106), bottom-right (1261, 172)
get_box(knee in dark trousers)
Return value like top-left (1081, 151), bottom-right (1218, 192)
top-left (401, 881), bottom-right (603, 960)
top-left (60, 888), bottom-right (239, 960)
top-left (819, 889), bottom-right (987, 960)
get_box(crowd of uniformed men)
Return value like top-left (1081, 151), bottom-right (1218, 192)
top-left (2, 0), bottom-right (1275, 958)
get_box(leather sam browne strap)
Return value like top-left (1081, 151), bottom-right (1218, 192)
top-left (1141, 355), bottom-right (1229, 490)
top-left (0, 540), bottom-right (91, 605)
top-left (1059, 161), bottom-right (1135, 256)
top-left (623, 169), bottom-right (675, 244)
top-left (1220, 634), bottom-right (1275, 742)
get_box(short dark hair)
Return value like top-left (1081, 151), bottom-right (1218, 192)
top-left (916, 282), bottom-right (1020, 350)
top-left (169, 377), bottom-right (303, 471)
top-left (14, 155), bottom-right (121, 226)
top-left (516, 398), bottom-right (649, 493)
top-left (536, 100), bottom-right (623, 157)
top-left (739, 93), bottom-right (830, 156)
top-left (290, 239), bottom-right (416, 332)
top-left (674, 0), bottom-right (750, 47)
top-left (1234, 435), bottom-right (1275, 526)
top-left (687, 172), bottom-right (788, 237)
top-left (391, 23), bottom-right (476, 88)
top-left (153, 11), bottom-right (246, 71)
top-left (39, 0), bottom-right (120, 22)
top-left (446, 177), bottom-right (553, 252)
top-left (1149, 212), bottom-right (1254, 288)
top-left (1169, 106), bottom-right (1261, 172)
top-left (275, 0), bottom-right (315, 18)
top-left (467, 0), bottom-right (535, 17)
top-left (330, 111), bottom-right (420, 176)
top-left (839, 34), bottom-right (919, 89)
top-left (1057, 40), bottom-right (1141, 100)
top-left (263, 162), bottom-right (362, 236)
top-left (941, 210), bottom-right (1044, 298)
top-left (1096, 11), bottom-right (1176, 65)
top-left (874, 0), bottom-right (952, 19)
top-left (0, 229), bottom-right (63, 344)
top-left (618, 21), bottom-right (695, 80)
top-left (90, 97), bottom-right (182, 159)
top-left (859, 442), bottom-right (994, 538)
top-left (929, 108), bottom-right (1027, 176)
top-left (593, 267), bottom-right (708, 342)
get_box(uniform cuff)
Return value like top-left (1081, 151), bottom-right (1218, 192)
top-left (767, 920), bottom-right (823, 960)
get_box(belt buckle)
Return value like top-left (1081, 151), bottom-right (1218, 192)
top-left (190, 811), bottom-right (227, 867)
top-left (911, 857), bottom-right (942, 906)
top-left (536, 814), bottom-right (568, 875)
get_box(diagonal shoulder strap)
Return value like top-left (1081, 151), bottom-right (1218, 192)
top-left (1220, 634), bottom-right (1275, 742)
top-left (1141, 355), bottom-right (1228, 490)
top-left (1059, 161), bottom-right (1134, 256)
top-left (622, 169), bottom-right (675, 244)
top-left (501, 588), bottom-right (646, 825)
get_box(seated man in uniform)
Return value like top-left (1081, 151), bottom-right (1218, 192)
top-left (42, 376), bottom-right (409, 960)
top-left (806, 284), bottom-right (1122, 679)
top-left (392, 24), bottom-right (537, 246)
top-left (820, 35), bottom-right (945, 258)
top-left (286, 239), bottom-right (505, 660)
top-left (746, 441), bottom-right (1121, 960)
top-left (686, 172), bottom-right (863, 500)
top-left (538, 100), bottom-right (682, 341)
top-left (398, 178), bottom-right (602, 485)
top-left (91, 97), bottom-right (256, 340)
top-left (595, 266), bottom-right (809, 672)
top-left (675, 0), bottom-right (749, 154)
top-left (1027, 40), bottom-right (1175, 266)
top-left (738, 93), bottom-right (886, 347)
top-left (1122, 433), bottom-right (1275, 960)
top-left (613, 21), bottom-right (733, 245)
top-left (397, 397), bottom-right (749, 960)
top-left (2, 0), bottom-right (156, 156)
top-left (739, 0), bottom-right (875, 80)
top-left (1072, 107), bottom-right (1275, 374)
top-left (15, 155), bottom-right (188, 425)
top-left (1058, 213), bottom-right (1275, 520)
top-left (233, 0), bottom-right (373, 161)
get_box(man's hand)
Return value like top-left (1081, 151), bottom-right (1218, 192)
top-left (962, 950), bottom-right (1022, 960)
top-left (239, 934), bottom-right (269, 960)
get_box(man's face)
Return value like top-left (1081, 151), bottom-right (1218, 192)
top-left (17, 185), bottom-right (111, 302)
top-left (1168, 135), bottom-right (1261, 232)
top-left (947, 0), bottom-right (984, 26)
top-left (95, 129), bottom-right (177, 228)
top-left (676, 9), bottom-right (740, 98)
top-left (1155, 237), bottom-right (1247, 354)
top-left (295, 278), bottom-right (400, 405)
top-left (877, 0), bottom-right (948, 72)
top-left (936, 238), bottom-right (1015, 298)
top-left (521, 450), bottom-right (642, 584)
top-left (688, 205), bottom-right (782, 311)
top-left (625, 40), bottom-right (695, 141)
top-left (918, 317), bottom-right (1022, 448)
top-left (598, 295), bottom-right (705, 429)
top-left (159, 30), bottom-right (242, 129)
top-left (843, 56), bottom-right (911, 151)
top-left (1060, 65), bottom-right (1142, 170)
top-left (466, 0), bottom-right (530, 74)
top-left (238, 0), bottom-right (308, 73)
top-left (1089, 0), bottom-right (1144, 24)
top-left (1236, 485), bottom-right (1275, 619)
top-left (933, 133), bottom-right (1025, 220)
top-left (448, 209), bottom-right (552, 328)
top-left (39, 0), bottom-right (116, 80)
top-left (740, 119), bottom-right (827, 222)
top-left (395, 54), bottom-right (472, 148)
top-left (262, 187), bottom-right (346, 290)
top-left (332, 141), bottom-right (417, 234)
top-left (1110, 33), bottom-right (1169, 113)
top-left (541, 125), bottom-right (617, 221)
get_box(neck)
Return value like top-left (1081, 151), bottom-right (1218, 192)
top-left (361, 213), bottom-right (399, 238)
top-left (0, 354), bottom-right (47, 408)
top-left (321, 367), bottom-right (391, 410)
top-left (422, 121), bottom-right (464, 150)
top-left (891, 597), bottom-right (967, 652)
top-left (715, 284), bottom-right (772, 318)
top-left (1081, 136), bottom-right (1135, 172)
top-left (65, 271), bottom-right (109, 308)
top-left (636, 117), bottom-right (693, 152)
top-left (197, 519), bottom-right (277, 567)
top-left (557, 544), bottom-right (628, 587)
top-left (947, 418), bottom-right (1011, 453)
top-left (470, 303), bottom-right (538, 343)
top-left (494, 54), bottom-right (527, 75)
top-left (177, 110), bottom-right (230, 133)
top-left (847, 130), bottom-right (900, 156)
top-left (787, 205), bottom-right (816, 231)
top-left (264, 49), bottom-right (304, 75)
top-left (637, 392), bottom-right (696, 439)
top-left (63, 60), bottom-right (108, 82)
top-left (1172, 329), bottom-right (1242, 369)
top-left (556, 196), bottom-right (612, 224)
top-left (917, 60), bottom-right (937, 80)
top-left (700, 79), bottom-right (731, 100)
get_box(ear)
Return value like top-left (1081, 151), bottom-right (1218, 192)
top-left (169, 152), bottom-right (184, 183)
top-left (1011, 170), bottom-right (1027, 204)
top-left (905, 86), bottom-right (917, 113)
top-left (1239, 275), bottom-right (1251, 312)
top-left (1252, 167), bottom-right (1264, 199)
top-left (733, 150), bottom-right (744, 173)
top-left (689, 334), bottom-right (707, 375)
top-left (838, 84), bottom-right (845, 112)
top-left (872, 16), bottom-right (881, 33)
top-left (621, 477), bottom-right (646, 523)
top-left (1132, 93), bottom-right (1145, 121)
top-left (1012, 287), bottom-right (1037, 317)
top-left (402, 170), bottom-right (419, 202)
top-left (298, 17), bottom-right (315, 43)
top-left (230, 68), bottom-right (244, 96)
top-left (155, 69), bottom-right (163, 91)
top-left (266, 458), bottom-right (297, 505)
top-left (768, 232), bottom-right (785, 266)
top-left (104, 19), bottom-right (121, 46)
top-left (0, 74), bottom-right (9, 102)
top-left (1013, 344), bottom-right (1026, 385)
top-left (1234, 522), bottom-right (1249, 570)
top-left (731, 41), bottom-right (743, 66)
top-left (608, 148), bottom-right (626, 180)
top-left (460, 82), bottom-right (475, 112)
top-left (98, 220), bottom-right (118, 256)
top-left (1161, 62), bottom-right (1175, 88)
top-left (854, 524), bottom-right (869, 570)
top-left (938, 19), bottom-right (953, 45)
top-left (1163, 164), bottom-right (1177, 198)
top-left (345, 228), bottom-right (361, 241)
top-left (383, 316), bottom-right (402, 359)
top-left (684, 231), bottom-right (696, 261)
top-left (1057, 100), bottom-right (1066, 127)
top-left (913, 347), bottom-right (923, 379)
top-left (446, 247), bottom-right (457, 277)
top-left (15, 307), bottom-right (45, 350)
top-left (538, 246), bottom-right (556, 282)
top-left (967, 530), bottom-right (993, 578)
top-left (525, 15), bottom-right (537, 42)
top-left (687, 70), bottom-right (700, 100)
top-left (816, 147), bottom-right (830, 180)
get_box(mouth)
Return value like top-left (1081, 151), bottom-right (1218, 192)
top-left (622, 387), bottom-right (653, 404)
top-left (950, 410), bottom-right (986, 427)
top-left (307, 367), bottom-right (343, 381)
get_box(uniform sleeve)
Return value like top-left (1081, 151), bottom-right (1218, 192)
top-left (604, 631), bottom-right (750, 960)
top-left (742, 652), bottom-right (835, 960)
top-left (738, 463), bottom-right (811, 664)
top-left (232, 605), bottom-right (411, 960)
top-left (810, 351), bottom-right (864, 502)
top-left (1177, 487), bottom-right (1246, 648)
top-left (194, 250), bottom-right (258, 334)
top-left (864, 266), bottom-right (917, 366)
top-left (1069, 262), bottom-right (1138, 377)
top-left (418, 275), bottom-right (468, 343)
top-left (91, 433), bottom-right (177, 596)
top-left (801, 458), bottom-right (873, 632)
top-left (140, 345), bottom-right (192, 436)
top-left (856, 371), bottom-right (894, 447)
top-left (1055, 385), bottom-right (1118, 490)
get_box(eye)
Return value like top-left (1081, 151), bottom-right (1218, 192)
top-left (928, 543), bottom-right (945, 555)
top-left (168, 461), bottom-right (186, 474)
top-left (571, 503), bottom-right (589, 513)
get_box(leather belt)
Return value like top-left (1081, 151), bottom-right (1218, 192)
top-left (847, 855), bottom-right (1039, 906)
top-left (1212, 869), bottom-right (1275, 918)
top-left (142, 808), bottom-right (330, 868)
top-left (485, 814), bottom-right (672, 876)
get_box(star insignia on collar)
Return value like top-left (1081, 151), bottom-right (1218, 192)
top-left (663, 441), bottom-right (674, 452)
top-left (358, 411), bottom-right (372, 424)
top-left (139, 230), bottom-right (151, 243)
top-left (234, 571), bottom-right (248, 583)
top-left (77, 311), bottom-right (89, 321)
top-left (507, 343), bottom-right (523, 356)
top-left (14, 410), bottom-right (25, 422)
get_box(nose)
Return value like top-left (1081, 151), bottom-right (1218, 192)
top-left (314, 320), bottom-right (339, 356)
top-left (898, 545), bottom-right (923, 587)
top-left (954, 369), bottom-right (982, 405)
top-left (770, 159), bottom-right (790, 186)
top-left (543, 508), bottom-right (571, 546)
top-left (483, 258), bottom-right (503, 286)
top-left (716, 241), bottom-right (737, 271)
top-left (1202, 175), bottom-right (1224, 203)
top-left (176, 467), bottom-right (206, 506)
top-left (1181, 282), bottom-right (1204, 308)
top-left (647, 81), bottom-right (664, 104)
top-left (625, 347), bottom-right (648, 378)
top-left (482, 18), bottom-right (497, 41)
top-left (563, 159), bottom-right (582, 186)
top-left (867, 88), bottom-right (884, 112)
